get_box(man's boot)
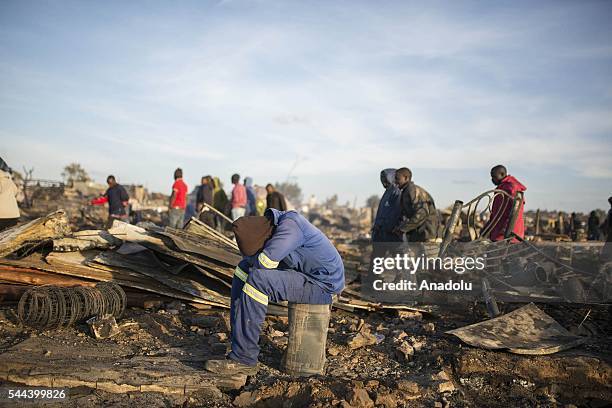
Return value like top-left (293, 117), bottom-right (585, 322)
top-left (204, 359), bottom-right (259, 376)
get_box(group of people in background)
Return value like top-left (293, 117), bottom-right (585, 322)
top-left (372, 167), bottom-right (441, 243)
top-left (372, 164), bottom-right (612, 244)
top-left (87, 167), bottom-right (289, 231)
top-left (372, 164), bottom-right (528, 243)
top-left (1, 154), bottom-right (611, 243)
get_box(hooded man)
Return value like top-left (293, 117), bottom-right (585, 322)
top-left (392, 167), bottom-right (439, 242)
top-left (244, 177), bottom-right (257, 216)
top-left (204, 208), bottom-right (345, 376)
top-left (0, 157), bottom-right (20, 231)
top-left (487, 165), bottom-right (526, 241)
top-left (372, 168), bottom-right (401, 242)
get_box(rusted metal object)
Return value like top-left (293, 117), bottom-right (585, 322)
top-left (17, 282), bottom-right (126, 330)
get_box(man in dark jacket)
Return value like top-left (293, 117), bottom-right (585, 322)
top-left (606, 197), bottom-right (612, 242)
top-left (204, 209), bottom-right (344, 375)
top-left (196, 176), bottom-right (214, 227)
top-left (265, 184), bottom-right (287, 211)
top-left (587, 211), bottom-right (601, 241)
top-left (91, 175), bottom-right (130, 228)
top-left (392, 167), bottom-right (439, 242)
top-left (372, 168), bottom-right (401, 242)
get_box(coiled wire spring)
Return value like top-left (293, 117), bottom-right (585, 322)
top-left (17, 282), bottom-right (126, 330)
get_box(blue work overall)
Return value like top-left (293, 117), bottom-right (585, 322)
top-left (227, 209), bottom-right (344, 366)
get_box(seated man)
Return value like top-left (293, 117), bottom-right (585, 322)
top-left (205, 208), bottom-right (345, 375)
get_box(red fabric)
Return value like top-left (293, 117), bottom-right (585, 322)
top-left (171, 179), bottom-right (188, 209)
top-left (489, 175), bottom-right (526, 242)
top-left (231, 183), bottom-right (247, 208)
top-left (91, 196), bottom-right (108, 205)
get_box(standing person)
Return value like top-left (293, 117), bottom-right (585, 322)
top-left (600, 197), bottom-right (612, 263)
top-left (212, 177), bottom-right (228, 214)
top-left (230, 174), bottom-right (247, 221)
top-left (204, 208), bottom-right (344, 375)
top-left (168, 168), bottom-right (188, 229)
top-left (212, 176), bottom-right (229, 230)
top-left (569, 212), bottom-right (583, 241)
top-left (392, 167), bottom-right (439, 242)
top-left (265, 184), bottom-right (287, 211)
top-left (90, 175), bottom-right (130, 228)
top-left (486, 165), bottom-right (526, 242)
top-left (196, 175), bottom-right (214, 227)
top-left (0, 158), bottom-right (20, 231)
top-left (606, 197), bottom-right (612, 242)
top-left (244, 177), bottom-right (257, 216)
top-left (372, 168), bottom-right (401, 242)
top-left (254, 185), bottom-right (267, 216)
top-left (587, 211), bottom-right (601, 241)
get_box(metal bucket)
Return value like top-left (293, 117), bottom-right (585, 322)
top-left (283, 303), bottom-right (330, 376)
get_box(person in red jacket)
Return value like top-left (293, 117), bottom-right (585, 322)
top-left (230, 173), bottom-right (247, 221)
top-left (168, 168), bottom-right (188, 229)
top-left (486, 165), bottom-right (526, 242)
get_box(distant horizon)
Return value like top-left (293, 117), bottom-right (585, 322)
top-left (2, 1), bottom-right (611, 213)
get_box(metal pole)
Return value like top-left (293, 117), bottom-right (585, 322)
top-left (504, 192), bottom-right (523, 239)
top-left (203, 202), bottom-right (233, 224)
top-left (481, 278), bottom-right (500, 317)
top-left (438, 200), bottom-right (463, 257)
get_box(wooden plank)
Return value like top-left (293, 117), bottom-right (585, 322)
top-left (0, 210), bottom-right (71, 257)
top-left (0, 337), bottom-right (246, 393)
top-left (185, 216), bottom-right (238, 250)
top-left (0, 264), bottom-right (96, 286)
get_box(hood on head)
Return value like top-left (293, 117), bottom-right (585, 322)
top-left (244, 177), bottom-right (253, 187)
top-left (212, 177), bottom-right (222, 191)
top-left (232, 215), bottom-right (274, 256)
top-left (501, 175), bottom-right (526, 192)
top-left (381, 168), bottom-right (396, 186)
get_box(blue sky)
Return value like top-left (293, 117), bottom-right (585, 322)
top-left (1, 0), bottom-right (611, 212)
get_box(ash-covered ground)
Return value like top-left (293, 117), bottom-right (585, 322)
top-left (1, 300), bottom-right (610, 408)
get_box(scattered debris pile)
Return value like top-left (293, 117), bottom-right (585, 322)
top-left (0, 210), bottom-right (238, 309)
top-left (0, 210), bottom-right (610, 406)
top-left (0, 210), bottom-right (423, 315)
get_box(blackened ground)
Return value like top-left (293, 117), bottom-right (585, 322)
top-left (0, 302), bottom-right (610, 408)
